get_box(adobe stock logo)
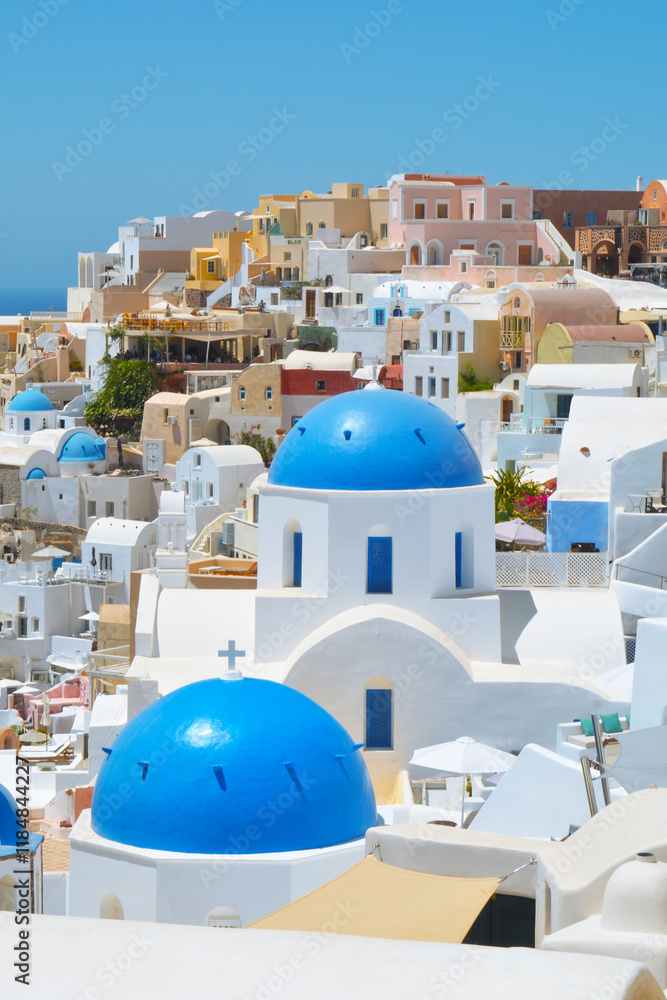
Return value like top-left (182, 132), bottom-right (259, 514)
top-left (8, 0), bottom-right (74, 53)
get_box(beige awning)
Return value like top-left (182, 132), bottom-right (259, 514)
top-left (248, 854), bottom-right (500, 943)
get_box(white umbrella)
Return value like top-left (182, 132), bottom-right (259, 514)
top-left (31, 545), bottom-right (70, 560)
top-left (321, 285), bottom-right (354, 296)
top-left (410, 737), bottom-right (516, 826)
top-left (42, 692), bottom-right (50, 728)
top-left (78, 611), bottom-right (100, 622)
top-left (494, 517), bottom-right (546, 547)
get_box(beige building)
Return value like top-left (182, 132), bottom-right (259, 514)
top-left (230, 365), bottom-right (282, 420)
top-left (498, 285), bottom-right (618, 373)
top-left (297, 183), bottom-right (390, 246)
top-left (141, 388), bottom-right (235, 466)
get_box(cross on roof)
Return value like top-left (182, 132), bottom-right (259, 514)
top-left (218, 640), bottom-right (245, 670)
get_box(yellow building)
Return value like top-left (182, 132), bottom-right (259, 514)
top-left (537, 321), bottom-right (654, 365)
top-left (297, 183), bottom-right (390, 246)
top-left (248, 195), bottom-right (298, 258)
top-left (185, 231), bottom-right (251, 307)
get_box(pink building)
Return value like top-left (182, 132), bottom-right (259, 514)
top-left (388, 174), bottom-right (568, 270)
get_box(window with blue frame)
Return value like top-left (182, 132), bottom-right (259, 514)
top-left (455, 531), bottom-right (462, 589)
top-left (374, 309), bottom-right (386, 326)
top-left (293, 532), bottom-right (302, 587)
top-left (367, 537), bottom-right (392, 593)
top-left (365, 689), bottom-right (392, 748)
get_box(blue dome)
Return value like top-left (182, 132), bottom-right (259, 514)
top-left (92, 677), bottom-right (377, 854)
top-left (0, 782), bottom-right (17, 846)
top-left (268, 388), bottom-right (484, 491)
top-left (58, 433), bottom-right (106, 463)
top-left (26, 468), bottom-right (46, 480)
top-left (7, 389), bottom-right (54, 412)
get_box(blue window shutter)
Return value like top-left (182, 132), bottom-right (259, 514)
top-left (455, 531), bottom-right (462, 589)
top-left (366, 689), bottom-right (392, 748)
top-left (293, 532), bottom-right (302, 588)
top-left (367, 537), bottom-right (392, 593)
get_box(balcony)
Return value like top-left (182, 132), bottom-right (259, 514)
top-left (500, 330), bottom-right (523, 349)
top-left (486, 416), bottom-right (567, 435)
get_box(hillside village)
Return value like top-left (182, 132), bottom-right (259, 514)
top-left (2, 171), bottom-right (667, 997)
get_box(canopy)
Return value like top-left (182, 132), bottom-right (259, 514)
top-left (31, 545), bottom-right (70, 560)
top-left (249, 854), bottom-right (500, 943)
top-left (410, 737), bottom-right (517, 825)
top-left (410, 736), bottom-right (516, 776)
top-left (495, 518), bottom-right (546, 546)
top-left (321, 284), bottom-right (354, 296)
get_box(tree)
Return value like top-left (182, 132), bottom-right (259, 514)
top-left (234, 425), bottom-right (276, 467)
top-left (458, 363), bottom-right (494, 393)
top-left (84, 357), bottom-right (158, 439)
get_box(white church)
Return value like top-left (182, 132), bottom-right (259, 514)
top-left (125, 384), bottom-right (630, 804)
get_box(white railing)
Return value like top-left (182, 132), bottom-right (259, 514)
top-left (29, 311), bottom-right (83, 321)
top-left (534, 218), bottom-right (576, 264)
top-left (488, 417), bottom-right (567, 435)
top-left (496, 551), bottom-right (609, 588)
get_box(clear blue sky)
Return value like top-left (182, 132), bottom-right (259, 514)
top-left (0, 0), bottom-right (663, 294)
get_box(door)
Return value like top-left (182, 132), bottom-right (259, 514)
top-left (502, 397), bottom-right (513, 423)
top-left (518, 245), bottom-right (533, 265)
top-left (305, 289), bottom-right (316, 318)
top-left (556, 394), bottom-right (572, 420)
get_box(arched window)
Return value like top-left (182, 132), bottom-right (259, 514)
top-left (265, 386), bottom-right (273, 401)
top-left (318, 220), bottom-right (325, 229)
top-left (306, 222), bottom-right (313, 236)
top-left (486, 241), bottom-right (504, 266)
top-left (367, 528), bottom-right (392, 593)
top-left (100, 893), bottom-right (124, 920)
top-left (365, 677), bottom-right (393, 749)
top-left (283, 519), bottom-right (302, 588)
top-left (239, 386), bottom-right (246, 401)
top-left (23, 418), bottom-right (30, 432)
top-left (360, 233), bottom-right (369, 248)
top-left (324, 274), bottom-right (333, 287)
top-left (87, 258), bottom-right (93, 288)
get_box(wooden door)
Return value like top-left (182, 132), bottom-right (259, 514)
top-left (518, 245), bottom-right (532, 265)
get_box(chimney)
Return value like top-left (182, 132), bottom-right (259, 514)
top-left (636, 176), bottom-right (644, 192)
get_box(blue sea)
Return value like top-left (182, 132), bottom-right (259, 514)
top-left (0, 288), bottom-right (68, 316)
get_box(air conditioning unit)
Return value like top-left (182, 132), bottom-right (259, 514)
top-left (499, 361), bottom-right (511, 371)
top-left (631, 349), bottom-right (642, 357)
top-left (166, 415), bottom-right (177, 425)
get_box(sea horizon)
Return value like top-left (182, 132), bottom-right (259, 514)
top-left (0, 287), bottom-right (68, 316)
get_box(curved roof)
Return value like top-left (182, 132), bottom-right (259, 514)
top-left (0, 782), bottom-right (18, 845)
top-left (91, 677), bottom-right (377, 854)
top-left (512, 287), bottom-right (616, 312)
top-left (268, 387), bottom-right (484, 492)
top-left (188, 445), bottom-right (264, 467)
top-left (58, 432), bottom-right (106, 463)
top-left (85, 519), bottom-right (151, 545)
top-left (7, 389), bottom-right (54, 412)
top-left (283, 351), bottom-right (358, 372)
top-left (557, 323), bottom-right (653, 343)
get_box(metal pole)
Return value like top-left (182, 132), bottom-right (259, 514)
top-left (580, 756), bottom-right (598, 817)
top-left (591, 715), bottom-right (611, 807)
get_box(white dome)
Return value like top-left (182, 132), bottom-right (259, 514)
top-left (601, 854), bottom-right (667, 934)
